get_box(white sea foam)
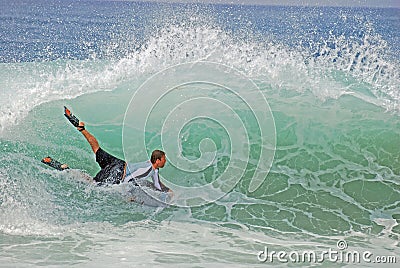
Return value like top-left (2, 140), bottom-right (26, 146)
top-left (0, 18), bottom-right (398, 133)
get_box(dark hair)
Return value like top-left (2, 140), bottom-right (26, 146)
top-left (150, 150), bottom-right (165, 164)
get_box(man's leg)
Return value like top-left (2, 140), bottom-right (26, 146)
top-left (77, 122), bottom-right (99, 154)
top-left (76, 122), bottom-right (125, 184)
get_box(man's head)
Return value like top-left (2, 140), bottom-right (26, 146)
top-left (151, 150), bottom-right (166, 168)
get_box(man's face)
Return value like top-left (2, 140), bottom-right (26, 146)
top-left (157, 155), bottom-right (166, 168)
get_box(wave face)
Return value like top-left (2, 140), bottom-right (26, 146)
top-left (0, 0), bottom-right (399, 266)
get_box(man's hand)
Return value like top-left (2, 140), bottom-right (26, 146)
top-left (167, 189), bottom-right (174, 198)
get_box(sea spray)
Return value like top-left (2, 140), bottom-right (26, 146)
top-left (0, 1), bottom-right (398, 266)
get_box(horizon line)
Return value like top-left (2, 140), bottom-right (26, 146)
top-left (96, 0), bottom-right (400, 9)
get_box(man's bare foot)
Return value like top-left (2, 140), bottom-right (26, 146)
top-left (60, 164), bottom-right (69, 169)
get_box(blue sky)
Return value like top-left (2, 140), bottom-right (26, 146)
top-left (137, 0), bottom-right (400, 8)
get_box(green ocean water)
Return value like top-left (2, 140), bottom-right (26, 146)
top-left (1, 2), bottom-right (399, 266)
top-left (1, 64), bottom-right (399, 233)
top-left (1, 62), bottom-right (399, 266)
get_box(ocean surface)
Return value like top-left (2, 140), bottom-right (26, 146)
top-left (0, 0), bottom-right (399, 267)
